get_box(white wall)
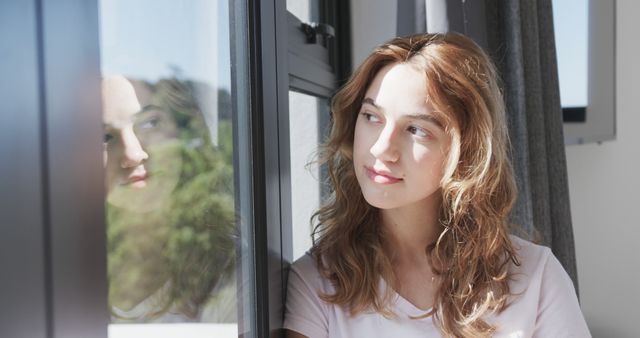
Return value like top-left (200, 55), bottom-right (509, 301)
top-left (566, 1), bottom-right (640, 337)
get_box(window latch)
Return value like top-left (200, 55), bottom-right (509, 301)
top-left (300, 22), bottom-right (335, 46)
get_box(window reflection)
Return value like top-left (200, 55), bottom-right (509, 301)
top-left (102, 75), bottom-right (236, 323)
top-left (99, 0), bottom-right (253, 335)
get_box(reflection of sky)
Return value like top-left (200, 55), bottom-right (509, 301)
top-left (99, 0), bottom-right (231, 90)
top-left (553, 0), bottom-right (588, 107)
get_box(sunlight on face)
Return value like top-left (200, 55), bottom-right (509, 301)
top-left (353, 63), bottom-right (450, 211)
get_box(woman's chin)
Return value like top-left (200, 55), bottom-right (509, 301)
top-left (107, 178), bottom-right (177, 212)
top-left (361, 192), bottom-right (399, 210)
top-left (128, 179), bottom-right (148, 189)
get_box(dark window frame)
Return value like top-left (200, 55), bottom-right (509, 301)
top-left (563, 107), bottom-right (587, 123)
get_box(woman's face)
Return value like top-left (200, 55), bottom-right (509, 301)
top-left (353, 63), bottom-right (450, 211)
top-left (102, 76), bottom-right (182, 212)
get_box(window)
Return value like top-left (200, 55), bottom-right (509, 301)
top-left (553, 0), bottom-right (588, 119)
top-left (99, 1), bottom-right (255, 336)
top-left (553, 0), bottom-right (616, 144)
top-left (284, 0), bottom-right (348, 261)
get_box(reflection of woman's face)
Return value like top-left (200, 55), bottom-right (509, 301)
top-left (102, 76), bottom-right (182, 212)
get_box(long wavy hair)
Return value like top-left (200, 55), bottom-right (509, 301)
top-left (311, 32), bottom-right (520, 337)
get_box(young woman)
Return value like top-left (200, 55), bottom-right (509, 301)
top-left (283, 33), bottom-right (590, 337)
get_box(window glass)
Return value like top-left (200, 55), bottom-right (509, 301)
top-left (288, 90), bottom-right (330, 260)
top-left (99, 0), bottom-right (253, 336)
top-left (553, 0), bottom-right (589, 108)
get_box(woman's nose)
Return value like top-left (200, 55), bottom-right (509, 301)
top-left (369, 125), bottom-right (400, 162)
top-left (120, 128), bottom-right (149, 168)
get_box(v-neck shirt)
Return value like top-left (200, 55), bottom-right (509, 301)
top-left (283, 235), bottom-right (591, 337)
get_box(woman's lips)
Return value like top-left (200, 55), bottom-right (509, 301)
top-left (124, 171), bottom-right (149, 188)
top-left (365, 166), bottom-right (402, 184)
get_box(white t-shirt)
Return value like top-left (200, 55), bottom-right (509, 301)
top-left (283, 236), bottom-right (591, 337)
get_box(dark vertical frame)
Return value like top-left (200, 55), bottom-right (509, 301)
top-left (331, 0), bottom-right (353, 85)
top-left (0, 1), bottom-right (48, 337)
top-left (315, 0), bottom-right (353, 214)
top-left (250, 0), bottom-right (289, 336)
top-left (40, 0), bottom-right (109, 337)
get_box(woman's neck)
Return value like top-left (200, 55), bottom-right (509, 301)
top-left (380, 195), bottom-right (442, 265)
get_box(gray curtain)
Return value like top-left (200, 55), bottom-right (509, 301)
top-left (484, 0), bottom-right (578, 293)
top-left (412, 0), bottom-right (579, 292)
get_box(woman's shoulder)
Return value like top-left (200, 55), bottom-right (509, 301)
top-left (499, 237), bottom-right (591, 336)
top-left (288, 251), bottom-right (335, 294)
top-left (290, 251), bottom-right (317, 272)
top-left (505, 235), bottom-right (557, 294)
top-left (289, 251), bottom-right (320, 279)
top-left (285, 252), bottom-right (335, 338)
top-left (508, 234), bottom-right (552, 268)
top-left (505, 234), bottom-right (579, 302)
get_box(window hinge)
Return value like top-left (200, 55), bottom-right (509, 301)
top-left (300, 22), bottom-right (335, 46)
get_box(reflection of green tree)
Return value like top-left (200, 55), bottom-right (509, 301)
top-left (107, 78), bottom-right (236, 322)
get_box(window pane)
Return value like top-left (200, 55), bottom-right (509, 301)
top-left (99, 0), bottom-right (253, 337)
top-left (553, 0), bottom-right (589, 108)
top-left (288, 90), bottom-right (330, 260)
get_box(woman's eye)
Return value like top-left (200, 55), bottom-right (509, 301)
top-left (138, 117), bottom-right (160, 130)
top-left (104, 133), bottom-right (114, 143)
top-left (407, 125), bottom-right (429, 138)
top-left (361, 112), bottom-right (380, 123)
